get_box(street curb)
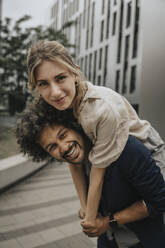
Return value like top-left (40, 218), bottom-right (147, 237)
top-left (0, 154), bottom-right (47, 194)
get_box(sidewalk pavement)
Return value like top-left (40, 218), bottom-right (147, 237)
top-left (0, 154), bottom-right (27, 171)
top-left (0, 160), bottom-right (139, 248)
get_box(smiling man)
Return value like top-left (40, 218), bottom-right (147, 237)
top-left (39, 123), bottom-right (86, 164)
top-left (16, 98), bottom-right (165, 248)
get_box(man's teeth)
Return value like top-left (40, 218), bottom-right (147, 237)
top-left (66, 145), bottom-right (75, 157)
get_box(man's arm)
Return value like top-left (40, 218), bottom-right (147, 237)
top-left (81, 200), bottom-right (149, 237)
top-left (69, 163), bottom-right (87, 213)
top-left (114, 200), bottom-right (149, 224)
top-left (85, 166), bottom-right (106, 221)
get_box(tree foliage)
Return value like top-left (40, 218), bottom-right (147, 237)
top-left (0, 15), bottom-right (73, 115)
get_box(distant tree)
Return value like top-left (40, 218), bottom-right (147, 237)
top-left (0, 15), bottom-right (74, 115)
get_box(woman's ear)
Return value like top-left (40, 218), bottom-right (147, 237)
top-left (74, 74), bottom-right (78, 83)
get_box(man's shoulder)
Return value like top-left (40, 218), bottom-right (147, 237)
top-left (117, 136), bottom-right (152, 175)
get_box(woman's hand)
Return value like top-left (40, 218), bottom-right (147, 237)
top-left (81, 215), bottom-right (110, 237)
top-left (78, 207), bottom-right (86, 219)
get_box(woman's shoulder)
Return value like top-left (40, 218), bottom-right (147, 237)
top-left (79, 96), bottom-right (115, 125)
top-left (82, 82), bottom-right (126, 115)
top-left (85, 81), bottom-right (116, 100)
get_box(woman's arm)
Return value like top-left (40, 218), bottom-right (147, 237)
top-left (85, 166), bottom-right (106, 221)
top-left (68, 163), bottom-right (88, 212)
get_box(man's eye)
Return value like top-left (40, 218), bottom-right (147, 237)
top-left (59, 132), bottom-right (67, 139)
top-left (49, 144), bottom-right (57, 152)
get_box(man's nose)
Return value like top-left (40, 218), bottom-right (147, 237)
top-left (50, 83), bottom-right (62, 98)
top-left (59, 143), bottom-right (68, 156)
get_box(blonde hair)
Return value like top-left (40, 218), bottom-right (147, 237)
top-left (27, 40), bottom-right (87, 117)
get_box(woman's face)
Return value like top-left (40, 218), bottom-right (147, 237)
top-left (35, 60), bottom-right (76, 110)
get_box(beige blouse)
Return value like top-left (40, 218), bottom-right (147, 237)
top-left (77, 82), bottom-right (164, 168)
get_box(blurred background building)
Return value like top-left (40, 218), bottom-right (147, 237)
top-left (50, 0), bottom-right (165, 139)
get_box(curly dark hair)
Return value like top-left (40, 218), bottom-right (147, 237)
top-left (16, 97), bottom-right (89, 162)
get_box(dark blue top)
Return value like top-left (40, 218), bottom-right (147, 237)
top-left (89, 136), bottom-right (165, 217)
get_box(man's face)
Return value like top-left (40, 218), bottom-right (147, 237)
top-left (39, 123), bottom-right (85, 164)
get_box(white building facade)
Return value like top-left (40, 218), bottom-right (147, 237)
top-left (50, 0), bottom-right (165, 139)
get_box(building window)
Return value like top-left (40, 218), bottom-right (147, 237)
top-left (85, 55), bottom-right (88, 78)
top-left (106, 0), bottom-right (111, 39)
top-left (103, 45), bottom-right (108, 86)
top-left (86, 2), bottom-right (91, 49)
top-left (86, 30), bottom-right (89, 50)
top-left (69, 2), bottom-right (72, 17)
top-left (76, 0), bottom-right (79, 12)
top-left (97, 75), bottom-right (101, 86)
top-left (75, 17), bottom-right (78, 56)
top-left (126, 2), bottom-right (132, 28)
top-left (77, 14), bottom-right (81, 54)
top-left (112, 12), bottom-right (117, 35)
top-left (100, 20), bottom-right (104, 42)
top-left (71, 1), bottom-right (74, 16)
top-left (73, 0), bottom-right (76, 14)
top-left (114, 0), bottom-right (117, 5)
top-left (130, 65), bottom-right (136, 93)
top-left (83, 0), bottom-right (87, 28)
top-left (115, 70), bottom-right (120, 92)
top-left (132, 104), bottom-right (139, 114)
top-left (88, 53), bottom-right (92, 81)
top-left (117, 1), bottom-right (123, 63)
top-left (99, 48), bottom-right (103, 70)
top-left (93, 50), bottom-right (97, 83)
top-left (102, 0), bottom-right (105, 15)
top-left (90, 2), bottom-right (95, 48)
top-left (122, 35), bottom-right (130, 94)
top-left (132, 0), bottom-right (140, 58)
top-left (80, 57), bottom-right (84, 72)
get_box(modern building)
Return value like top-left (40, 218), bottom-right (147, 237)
top-left (50, 0), bottom-right (165, 139)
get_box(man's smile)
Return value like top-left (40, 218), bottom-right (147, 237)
top-left (63, 142), bottom-right (80, 161)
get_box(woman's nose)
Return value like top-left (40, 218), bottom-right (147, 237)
top-left (50, 83), bottom-right (62, 99)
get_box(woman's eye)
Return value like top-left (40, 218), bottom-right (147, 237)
top-left (38, 81), bottom-right (48, 87)
top-left (57, 75), bottom-right (67, 82)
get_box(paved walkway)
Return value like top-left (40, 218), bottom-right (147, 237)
top-left (0, 161), bottom-right (98, 248)
top-left (0, 161), bottom-right (140, 248)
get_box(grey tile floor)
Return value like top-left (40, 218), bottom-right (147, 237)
top-left (0, 161), bottom-right (98, 248)
top-left (0, 161), bottom-right (141, 248)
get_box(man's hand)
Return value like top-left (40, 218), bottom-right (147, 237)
top-left (81, 215), bottom-right (110, 237)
